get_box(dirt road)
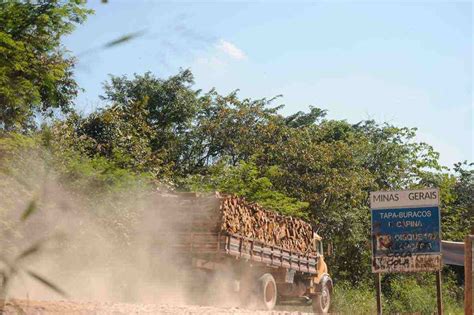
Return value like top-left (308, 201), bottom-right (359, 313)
top-left (3, 300), bottom-right (313, 315)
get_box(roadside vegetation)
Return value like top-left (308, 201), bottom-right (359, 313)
top-left (0, 1), bottom-right (472, 314)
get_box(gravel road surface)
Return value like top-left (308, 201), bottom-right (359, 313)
top-left (3, 300), bottom-right (313, 315)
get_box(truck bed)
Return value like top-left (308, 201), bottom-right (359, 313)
top-left (171, 232), bottom-right (319, 274)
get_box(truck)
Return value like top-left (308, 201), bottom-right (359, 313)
top-left (156, 193), bottom-right (333, 313)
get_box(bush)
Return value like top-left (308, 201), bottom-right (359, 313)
top-left (184, 160), bottom-right (309, 217)
top-left (386, 273), bottom-right (463, 314)
top-left (331, 270), bottom-right (463, 315)
top-left (331, 281), bottom-right (376, 314)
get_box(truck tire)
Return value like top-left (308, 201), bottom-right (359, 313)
top-left (312, 282), bottom-right (331, 314)
top-left (256, 273), bottom-right (277, 310)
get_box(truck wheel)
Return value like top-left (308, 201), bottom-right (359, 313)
top-left (256, 273), bottom-right (277, 310)
top-left (312, 283), bottom-right (331, 314)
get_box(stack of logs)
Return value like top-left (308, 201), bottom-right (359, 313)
top-left (218, 194), bottom-right (316, 255)
top-left (157, 192), bottom-right (317, 255)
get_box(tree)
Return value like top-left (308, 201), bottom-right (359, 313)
top-left (98, 70), bottom-right (204, 177)
top-left (89, 72), bottom-right (286, 178)
top-left (352, 120), bottom-right (442, 189)
top-left (0, 0), bottom-right (92, 132)
top-left (182, 90), bottom-right (284, 173)
top-left (48, 69), bottom-right (467, 283)
top-left (185, 159), bottom-right (309, 217)
top-left (419, 161), bottom-right (474, 240)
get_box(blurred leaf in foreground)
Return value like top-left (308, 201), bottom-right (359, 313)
top-left (20, 200), bottom-right (36, 221)
top-left (26, 270), bottom-right (67, 297)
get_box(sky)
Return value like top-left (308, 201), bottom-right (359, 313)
top-left (63, 1), bottom-right (473, 168)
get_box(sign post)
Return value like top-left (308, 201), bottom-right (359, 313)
top-left (375, 273), bottom-right (382, 315)
top-left (370, 188), bottom-right (442, 314)
top-left (465, 235), bottom-right (473, 315)
top-left (436, 270), bottom-right (443, 314)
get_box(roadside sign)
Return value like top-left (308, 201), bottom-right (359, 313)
top-left (370, 188), bottom-right (441, 273)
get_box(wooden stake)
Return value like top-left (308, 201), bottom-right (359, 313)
top-left (436, 270), bottom-right (443, 315)
top-left (465, 235), bottom-right (473, 315)
top-left (375, 273), bottom-right (382, 315)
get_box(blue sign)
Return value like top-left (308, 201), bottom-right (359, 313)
top-left (370, 189), bottom-right (441, 273)
top-left (371, 206), bottom-right (440, 257)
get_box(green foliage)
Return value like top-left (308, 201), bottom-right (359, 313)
top-left (418, 161), bottom-right (473, 240)
top-left (185, 160), bottom-right (309, 217)
top-left (0, 132), bottom-right (47, 196)
top-left (45, 69), bottom-right (469, 284)
top-left (383, 272), bottom-right (463, 314)
top-left (56, 103), bottom-right (166, 178)
top-left (57, 72), bottom-right (288, 179)
top-left (0, 0), bottom-right (92, 131)
top-left (386, 276), bottom-right (437, 314)
top-left (284, 106), bottom-right (327, 128)
top-left (332, 272), bottom-right (463, 315)
top-left (353, 120), bottom-right (442, 189)
top-left (99, 70), bottom-right (201, 176)
top-left (183, 89), bottom-right (284, 173)
top-left (56, 151), bottom-right (152, 195)
top-left (331, 281), bottom-right (376, 314)
top-left (451, 161), bottom-right (474, 235)
top-left (0, 131), bottom-right (152, 197)
top-left (51, 71), bottom-right (203, 179)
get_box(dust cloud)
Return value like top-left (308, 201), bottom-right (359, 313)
top-left (0, 149), bottom-right (221, 306)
